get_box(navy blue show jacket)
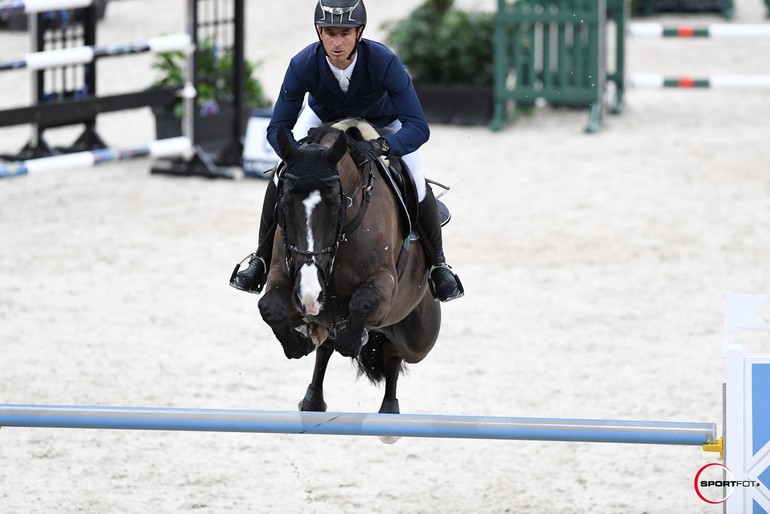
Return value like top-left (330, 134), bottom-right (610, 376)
top-left (266, 38), bottom-right (430, 159)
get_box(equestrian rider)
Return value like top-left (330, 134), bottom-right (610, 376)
top-left (230, 0), bottom-right (463, 302)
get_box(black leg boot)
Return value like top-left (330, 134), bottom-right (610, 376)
top-left (417, 185), bottom-right (464, 302)
top-left (229, 178), bottom-right (279, 294)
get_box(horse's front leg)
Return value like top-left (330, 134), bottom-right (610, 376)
top-left (258, 275), bottom-right (314, 360)
top-left (299, 340), bottom-right (334, 411)
top-left (335, 272), bottom-right (395, 358)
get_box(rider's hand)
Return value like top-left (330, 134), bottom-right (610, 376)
top-left (350, 138), bottom-right (387, 167)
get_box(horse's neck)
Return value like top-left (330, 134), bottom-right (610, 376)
top-left (338, 158), bottom-right (363, 193)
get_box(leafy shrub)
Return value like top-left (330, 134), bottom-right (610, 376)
top-left (153, 37), bottom-right (271, 118)
top-left (384, 0), bottom-right (494, 87)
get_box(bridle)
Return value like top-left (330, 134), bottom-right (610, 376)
top-left (276, 155), bottom-right (376, 291)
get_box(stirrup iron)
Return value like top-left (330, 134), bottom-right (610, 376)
top-left (428, 263), bottom-right (465, 302)
top-left (229, 253), bottom-right (267, 294)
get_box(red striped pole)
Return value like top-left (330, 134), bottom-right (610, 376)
top-left (629, 23), bottom-right (770, 38)
top-left (631, 74), bottom-right (770, 89)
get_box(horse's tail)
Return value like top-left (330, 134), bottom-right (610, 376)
top-left (354, 333), bottom-right (405, 384)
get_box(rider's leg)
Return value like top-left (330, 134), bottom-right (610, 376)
top-left (399, 149), bottom-right (463, 302)
top-left (415, 180), bottom-right (464, 302)
top-left (230, 102), bottom-right (323, 294)
top-left (230, 175), bottom-right (279, 293)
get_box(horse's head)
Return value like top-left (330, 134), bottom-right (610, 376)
top-left (276, 126), bottom-right (349, 316)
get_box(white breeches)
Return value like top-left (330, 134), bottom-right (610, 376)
top-left (287, 102), bottom-right (427, 201)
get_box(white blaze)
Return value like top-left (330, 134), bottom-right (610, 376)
top-left (298, 191), bottom-right (323, 315)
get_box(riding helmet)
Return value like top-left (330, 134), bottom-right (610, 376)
top-left (315, 0), bottom-right (367, 28)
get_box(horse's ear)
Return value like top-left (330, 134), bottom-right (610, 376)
top-left (277, 125), bottom-right (299, 163)
top-left (326, 131), bottom-right (348, 164)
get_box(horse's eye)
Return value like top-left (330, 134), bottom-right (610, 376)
top-left (324, 191), bottom-right (341, 206)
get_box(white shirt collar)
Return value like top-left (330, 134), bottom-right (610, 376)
top-left (326, 53), bottom-right (357, 91)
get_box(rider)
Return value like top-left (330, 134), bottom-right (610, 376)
top-left (230, 0), bottom-right (463, 302)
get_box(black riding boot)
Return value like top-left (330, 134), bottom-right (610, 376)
top-left (229, 178), bottom-right (279, 294)
top-left (417, 185), bottom-right (464, 302)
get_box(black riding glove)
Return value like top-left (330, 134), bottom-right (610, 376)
top-left (350, 138), bottom-right (387, 167)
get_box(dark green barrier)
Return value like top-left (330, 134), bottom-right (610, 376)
top-left (493, 0), bottom-right (627, 133)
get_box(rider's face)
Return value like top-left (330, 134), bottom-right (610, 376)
top-left (318, 26), bottom-right (361, 69)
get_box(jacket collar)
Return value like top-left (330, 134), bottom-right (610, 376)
top-left (317, 40), bottom-right (367, 100)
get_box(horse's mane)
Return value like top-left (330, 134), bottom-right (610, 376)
top-left (306, 125), bottom-right (346, 145)
top-left (331, 119), bottom-right (382, 141)
top-left (305, 119), bottom-right (382, 149)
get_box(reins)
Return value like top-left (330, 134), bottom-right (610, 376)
top-left (340, 160), bottom-right (375, 240)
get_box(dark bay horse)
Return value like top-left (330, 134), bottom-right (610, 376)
top-left (257, 119), bottom-right (441, 414)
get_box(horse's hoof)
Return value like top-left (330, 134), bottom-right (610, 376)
top-left (282, 342), bottom-right (313, 359)
top-left (281, 331), bottom-right (315, 359)
top-left (298, 385), bottom-right (327, 412)
top-left (378, 400), bottom-right (400, 443)
top-left (378, 398), bottom-right (400, 414)
top-left (298, 399), bottom-right (327, 412)
top-left (335, 326), bottom-right (368, 358)
top-left (258, 294), bottom-right (287, 325)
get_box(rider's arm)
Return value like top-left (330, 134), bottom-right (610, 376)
top-left (267, 57), bottom-right (310, 159)
top-left (379, 53), bottom-right (430, 157)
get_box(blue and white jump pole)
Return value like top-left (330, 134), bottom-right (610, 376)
top-left (0, 34), bottom-right (193, 72)
top-left (0, 0), bottom-right (95, 15)
top-left (0, 137), bottom-right (193, 178)
top-left (0, 404), bottom-right (716, 446)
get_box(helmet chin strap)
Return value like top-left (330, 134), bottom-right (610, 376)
top-left (347, 27), bottom-right (364, 60)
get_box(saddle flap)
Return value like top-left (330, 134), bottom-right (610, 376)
top-left (377, 158), bottom-right (451, 238)
top-left (436, 197), bottom-right (451, 227)
top-left (374, 157), bottom-right (417, 238)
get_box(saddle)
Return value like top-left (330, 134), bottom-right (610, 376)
top-left (379, 158), bottom-right (451, 235)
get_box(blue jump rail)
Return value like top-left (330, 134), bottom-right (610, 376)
top-left (0, 404), bottom-right (717, 446)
